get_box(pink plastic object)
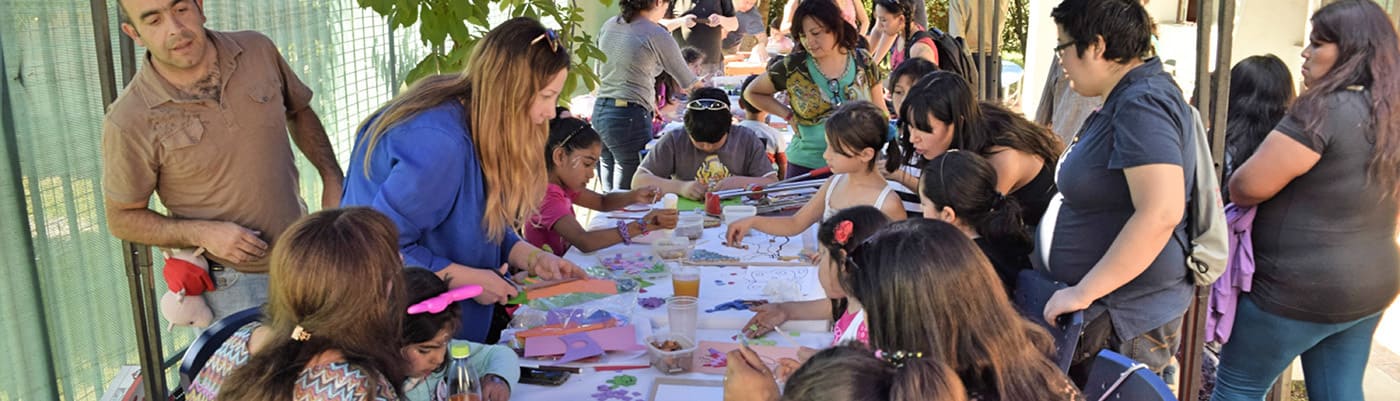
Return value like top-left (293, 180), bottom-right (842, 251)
top-left (407, 285), bottom-right (484, 314)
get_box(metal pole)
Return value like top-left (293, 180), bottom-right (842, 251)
top-left (990, 0), bottom-right (1003, 102)
top-left (976, 0), bottom-right (986, 100)
top-left (93, 0), bottom-right (168, 399)
top-left (1180, 1), bottom-right (1216, 400)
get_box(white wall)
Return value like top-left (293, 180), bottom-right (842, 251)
top-left (1230, 0), bottom-right (1312, 89)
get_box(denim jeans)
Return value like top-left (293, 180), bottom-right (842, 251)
top-left (204, 267), bottom-right (269, 322)
top-left (1211, 297), bottom-right (1381, 401)
top-left (592, 99), bottom-right (652, 191)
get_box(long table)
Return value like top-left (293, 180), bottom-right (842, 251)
top-left (512, 214), bottom-right (834, 400)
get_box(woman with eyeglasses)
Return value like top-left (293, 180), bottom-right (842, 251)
top-left (1213, 2), bottom-right (1400, 400)
top-left (744, 0), bottom-right (885, 180)
top-left (342, 18), bottom-right (587, 344)
top-left (594, 0), bottom-right (705, 191)
top-left (1040, 0), bottom-right (1196, 383)
top-left (634, 87), bottom-right (779, 199)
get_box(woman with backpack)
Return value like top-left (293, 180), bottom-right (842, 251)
top-left (872, 0), bottom-right (938, 70)
top-left (1040, 0), bottom-right (1196, 384)
top-left (1213, 2), bottom-right (1400, 400)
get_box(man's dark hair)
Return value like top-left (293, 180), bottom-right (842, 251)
top-left (684, 87), bottom-right (733, 144)
top-left (1050, 0), bottom-right (1154, 63)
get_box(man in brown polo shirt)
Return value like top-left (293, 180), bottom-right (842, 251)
top-left (102, 0), bottom-right (343, 320)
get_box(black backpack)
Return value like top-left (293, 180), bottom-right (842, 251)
top-left (908, 28), bottom-right (981, 96)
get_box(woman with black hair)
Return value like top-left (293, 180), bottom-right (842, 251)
top-left (872, 0), bottom-right (938, 70)
top-left (1215, 1), bottom-right (1400, 399)
top-left (744, 0), bottom-right (885, 179)
top-left (1223, 55), bottom-right (1295, 181)
top-left (887, 71), bottom-right (1063, 228)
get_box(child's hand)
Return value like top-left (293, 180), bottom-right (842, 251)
top-left (707, 14), bottom-right (723, 27)
top-left (482, 375), bottom-right (511, 401)
top-left (629, 186), bottom-right (662, 205)
top-left (725, 217), bottom-right (756, 246)
top-left (683, 14), bottom-right (698, 29)
top-left (680, 181), bottom-right (708, 200)
top-left (723, 345), bottom-right (781, 401)
top-left (742, 303), bottom-right (788, 338)
top-left (795, 346), bottom-right (817, 362)
top-left (644, 209), bottom-right (680, 231)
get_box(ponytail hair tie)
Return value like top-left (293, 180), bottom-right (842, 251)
top-left (833, 220), bottom-right (855, 245)
top-left (991, 193), bottom-right (1008, 211)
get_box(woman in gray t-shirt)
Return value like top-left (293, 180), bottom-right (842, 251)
top-left (593, 0), bottom-right (700, 191)
top-left (1214, 2), bottom-right (1400, 400)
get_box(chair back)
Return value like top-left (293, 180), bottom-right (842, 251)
top-left (1012, 269), bottom-right (1084, 371)
top-left (178, 307), bottom-right (262, 391)
top-left (1083, 350), bottom-right (1178, 401)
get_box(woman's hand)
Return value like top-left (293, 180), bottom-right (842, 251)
top-left (643, 209), bottom-right (679, 231)
top-left (742, 303), bottom-right (789, 338)
top-left (1043, 285), bottom-right (1094, 326)
top-left (725, 217), bottom-right (757, 246)
top-left (437, 263), bottom-right (518, 305)
top-left (723, 345), bottom-right (781, 401)
top-left (628, 185), bottom-right (662, 206)
top-left (527, 251), bottom-right (588, 281)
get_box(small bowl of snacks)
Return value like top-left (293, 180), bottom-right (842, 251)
top-left (645, 333), bottom-right (697, 374)
top-left (650, 237), bottom-right (691, 261)
top-left (675, 213), bottom-right (705, 241)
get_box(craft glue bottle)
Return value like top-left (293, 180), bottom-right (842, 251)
top-left (660, 194), bottom-right (679, 239)
top-left (447, 343), bottom-right (482, 401)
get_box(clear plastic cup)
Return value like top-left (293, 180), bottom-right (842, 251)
top-left (667, 296), bottom-right (699, 343)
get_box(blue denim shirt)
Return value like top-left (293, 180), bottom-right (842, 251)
top-left (1049, 57), bottom-right (1195, 342)
top-left (342, 101), bottom-right (519, 342)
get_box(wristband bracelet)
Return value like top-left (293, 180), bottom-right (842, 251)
top-left (638, 219), bottom-right (652, 237)
top-left (617, 220), bottom-right (633, 245)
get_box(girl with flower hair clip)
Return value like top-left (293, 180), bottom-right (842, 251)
top-left (741, 206), bottom-right (892, 352)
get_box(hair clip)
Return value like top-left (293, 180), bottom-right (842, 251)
top-left (291, 325), bottom-right (312, 341)
top-left (833, 220), bottom-right (854, 245)
top-left (879, 349), bottom-right (924, 368)
top-left (408, 285), bottom-right (485, 315)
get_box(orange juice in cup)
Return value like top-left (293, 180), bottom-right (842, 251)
top-left (672, 266), bottom-right (700, 297)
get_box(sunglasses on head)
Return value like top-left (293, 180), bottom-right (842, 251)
top-left (686, 98), bottom-right (730, 111)
top-left (531, 29), bottom-right (561, 53)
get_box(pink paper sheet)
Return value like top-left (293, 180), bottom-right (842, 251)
top-left (523, 325), bottom-right (643, 358)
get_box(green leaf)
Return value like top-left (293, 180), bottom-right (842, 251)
top-left (420, 6), bottom-right (449, 46)
top-left (406, 53), bottom-right (444, 85)
top-left (393, 0), bottom-right (419, 27)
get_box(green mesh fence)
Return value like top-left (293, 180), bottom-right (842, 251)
top-left (0, 1), bottom-right (421, 399)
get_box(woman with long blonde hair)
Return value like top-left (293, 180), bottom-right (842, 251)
top-left (187, 207), bottom-right (408, 401)
top-left (342, 17), bottom-right (586, 343)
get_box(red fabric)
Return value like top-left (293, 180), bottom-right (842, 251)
top-left (163, 257), bottom-right (214, 295)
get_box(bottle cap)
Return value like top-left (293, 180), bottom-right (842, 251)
top-left (450, 342), bottom-right (471, 359)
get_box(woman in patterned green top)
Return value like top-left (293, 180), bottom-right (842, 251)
top-left (743, 0), bottom-right (885, 179)
top-left (214, 207), bottom-right (408, 400)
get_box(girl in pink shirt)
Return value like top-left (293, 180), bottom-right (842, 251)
top-left (525, 118), bottom-right (678, 256)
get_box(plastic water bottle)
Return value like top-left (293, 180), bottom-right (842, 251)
top-left (447, 343), bottom-right (481, 401)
